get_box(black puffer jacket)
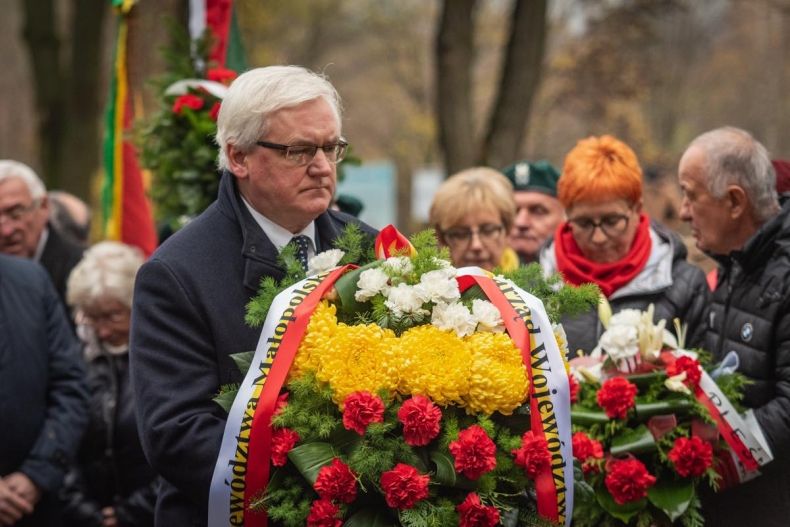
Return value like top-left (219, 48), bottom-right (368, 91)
top-left (540, 221), bottom-right (710, 355)
top-left (60, 339), bottom-right (157, 527)
top-left (700, 200), bottom-right (790, 527)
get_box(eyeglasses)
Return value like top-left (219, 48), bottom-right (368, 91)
top-left (0, 200), bottom-right (40, 225)
top-left (568, 213), bottom-right (630, 240)
top-left (256, 139), bottom-right (349, 166)
top-left (441, 224), bottom-right (505, 247)
top-left (81, 308), bottom-right (129, 327)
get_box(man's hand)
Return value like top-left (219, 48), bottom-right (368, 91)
top-left (0, 475), bottom-right (35, 526)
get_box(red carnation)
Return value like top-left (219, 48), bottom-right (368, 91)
top-left (270, 427), bottom-right (299, 466)
top-left (568, 373), bottom-right (580, 404)
top-left (512, 430), bottom-right (552, 479)
top-left (306, 498), bottom-right (342, 527)
top-left (457, 492), bottom-right (500, 527)
top-left (668, 436), bottom-right (714, 477)
top-left (667, 356), bottom-right (702, 388)
top-left (172, 93), bottom-right (205, 114)
top-left (572, 432), bottom-right (604, 474)
top-left (397, 395), bottom-right (442, 446)
top-left (379, 463), bottom-right (430, 509)
top-left (314, 458), bottom-right (357, 504)
top-left (596, 377), bottom-right (638, 419)
top-left (206, 66), bottom-right (238, 85)
top-left (605, 458), bottom-right (656, 505)
top-left (209, 101), bottom-right (222, 121)
top-left (342, 391), bottom-right (385, 435)
top-left (449, 425), bottom-right (497, 480)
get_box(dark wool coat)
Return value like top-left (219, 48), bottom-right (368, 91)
top-left (0, 254), bottom-right (89, 526)
top-left (540, 221), bottom-right (710, 355)
top-left (60, 347), bottom-right (157, 527)
top-left (39, 224), bottom-right (84, 308)
top-left (130, 172), bottom-right (376, 526)
top-left (701, 200), bottom-right (790, 526)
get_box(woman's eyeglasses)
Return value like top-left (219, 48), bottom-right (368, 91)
top-left (568, 213), bottom-right (630, 240)
top-left (441, 224), bottom-right (504, 247)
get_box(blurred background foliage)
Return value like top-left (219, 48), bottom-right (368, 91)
top-left (2, 0), bottom-right (789, 246)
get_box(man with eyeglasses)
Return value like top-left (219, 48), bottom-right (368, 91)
top-left (0, 160), bottom-right (84, 307)
top-left (130, 66), bottom-right (376, 526)
top-left (678, 127), bottom-right (790, 526)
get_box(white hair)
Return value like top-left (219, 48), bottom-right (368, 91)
top-left (215, 65), bottom-right (343, 171)
top-left (66, 241), bottom-right (144, 309)
top-left (0, 160), bottom-right (46, 199)
top-left (689, 126), bottom-right (779, 222)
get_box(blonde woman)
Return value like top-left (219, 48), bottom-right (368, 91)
top-left (430, 167), bottom-right (519, 271)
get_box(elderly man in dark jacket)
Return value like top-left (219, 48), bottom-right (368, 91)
top-left (130, 66), bottom-right (376, 526)
top-left (0, 254), bottom-right (89, 526)
top-left (679, 126), bottom-right (790, 526)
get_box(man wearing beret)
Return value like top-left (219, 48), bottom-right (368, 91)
top-left (501, 159), bottom-right (565, 264)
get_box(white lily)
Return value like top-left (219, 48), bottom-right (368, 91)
top-left (665, 371), bottom-right (691, 395)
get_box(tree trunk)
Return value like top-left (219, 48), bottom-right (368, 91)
top-left (21, 0), bottom-right (65, 190)
top-left (481, 0), bottom-right (548, 170)
top-left (21, 0), bottom-right (109, 199)
top-left (61, 0), bottom-right (108, 199)
top-left (435, 0), bottom-right (477, 176)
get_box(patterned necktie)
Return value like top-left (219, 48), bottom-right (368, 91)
top-left (291, 235), bottom-right (310, 271)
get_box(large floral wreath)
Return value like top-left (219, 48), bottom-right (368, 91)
top-left (209, 226), bottom-right (599, 527)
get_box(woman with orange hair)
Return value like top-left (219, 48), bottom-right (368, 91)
top-left (540, 135), bottom-right (709, 355)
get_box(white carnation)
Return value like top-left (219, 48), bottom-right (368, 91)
top-left (472, 299), bottom-right (504, 333)
top-left (599, 325), bottom-right (639, 362)
top-left (431, 257), bottom-right (457, 276)
top-left (431, 302), bottom-right (477, 337)
top-left (355, 268), bottom-right (390, 302)
top-left (382, 256), bottom-right (413, 276)
top-left (414, 270), bottom-right (460, 304)
top-left (307, 249), bottom-right (345, 276)
top-left (609, 309), bottom-right (642, 328)
top-left (384, 283), bottom-right (427, 317)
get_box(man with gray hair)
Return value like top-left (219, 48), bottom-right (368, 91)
top-left (130, 66), bottom-right (376, 525)
top-left (0, 161), bottom-right (84, 305)
top-left (678, 126), bottom-right (790, 526)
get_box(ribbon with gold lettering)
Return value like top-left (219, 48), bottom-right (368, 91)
top-left (457, 271), bottom-right (573, 526)
top-left (208, 266), bottom-right (354, 527)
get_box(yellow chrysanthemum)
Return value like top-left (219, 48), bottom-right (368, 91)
top-left (464, 332), bottom-right (529, 415)
top-left (396, 325), bottom-right (472, 406)
top-left (291, 301), bottom-right (338, 379)
top-left (314, 322), bottom-right (399, 405)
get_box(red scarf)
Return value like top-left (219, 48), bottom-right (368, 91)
top-left (554, 213), bottom-right (652, 298)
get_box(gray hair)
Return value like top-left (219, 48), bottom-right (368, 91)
top-left (66, 241), bottom-right (144, 309)
top-left (0, 160), bottom-right (46, 199)
top-left (215, 65), bottom-right (342, 171)
top-left (689, 126), bottom-right (779, 221)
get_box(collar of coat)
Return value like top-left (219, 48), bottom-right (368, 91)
top-left (214, 170), bottom-right (346, 293)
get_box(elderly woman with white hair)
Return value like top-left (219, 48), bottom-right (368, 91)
top-left (59, 241), bottom-right (157, 527)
